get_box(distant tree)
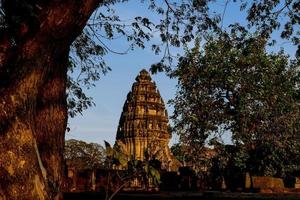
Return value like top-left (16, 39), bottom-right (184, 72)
top-left (170, 29), bottom-right (300, 177)
top-left (64, 139), bottom-right (106, 170)
top-left (64, 139), bottom-right (105, 191)
top-left (171, 143), bottom-right (197, 167)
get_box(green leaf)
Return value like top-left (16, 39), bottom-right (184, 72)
top-left (149, 166), bottom-right (160, 184)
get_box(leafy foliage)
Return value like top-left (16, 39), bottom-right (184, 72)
top-left (66, 0), bottom-right (220, 116)
top-left (242, 0), bottom-right (300, 56)
top-left (1, 0), bottom-right (298, 117)
top-left (170, 143), bottom-right (185, 163)
top-left (104, 140), bottom-right (161, 186)
top-left (64, 139), bottom-right (106, 170)
top-left (170, 29), bottom-right (300, 177)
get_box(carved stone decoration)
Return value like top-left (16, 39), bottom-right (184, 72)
top-left (115, 69), bottom-right (180, 171)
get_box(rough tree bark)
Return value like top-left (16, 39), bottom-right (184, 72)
top-left (0, 1), bottom-right (102, 199)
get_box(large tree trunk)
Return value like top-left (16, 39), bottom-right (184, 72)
top-left (34, 44), bottom-right (69, 200)
top-left (0, 1), bottom-right (101, 199)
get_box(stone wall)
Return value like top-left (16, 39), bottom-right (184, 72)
top-left (294, 177), bottom-right (300, 188)
top-left (245, 173), bottom-right (284, 191)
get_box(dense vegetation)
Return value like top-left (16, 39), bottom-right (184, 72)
top-left (171, 31), bottom-right (300, 178)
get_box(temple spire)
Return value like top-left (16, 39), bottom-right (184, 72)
top-left (116, 69), bottom-right (180, 171)
top-left (135, 69), bottom-right (152, 82)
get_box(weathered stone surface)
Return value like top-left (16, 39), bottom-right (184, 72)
top-left (245, 176), bottom-right (284, 189)
top-left (254, 176), bottom-right (284, 189)
top-left (245, 172), bottom-right (251, 189)
top-left (294, 177), bottom-right (300, 188)
top-left (115, 69), bottom-right (180, 171)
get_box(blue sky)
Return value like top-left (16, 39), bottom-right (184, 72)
top-left (66, 49), bottom-right (178, 145)
top-left (66, 1), bottom-right (297, 146)
top-left (66, 1), bottom-right (179, 146)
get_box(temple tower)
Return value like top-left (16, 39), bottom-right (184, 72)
top-left (115, 69), bottom-right (180, 171)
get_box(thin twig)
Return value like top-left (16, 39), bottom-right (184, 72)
top-left (87, 26), bottom-right (132, 55)
top-left (221, 0), bottom-right (230, 30)
top-left (271, 0), bottom-right (292, 16)
top-left (164, 0), bottom-right (176, 13)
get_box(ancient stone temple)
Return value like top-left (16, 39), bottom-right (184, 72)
top-left (115, 69), bottom-right (180, 171)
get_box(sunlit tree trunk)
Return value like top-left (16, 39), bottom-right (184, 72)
top-left (34, 46), bottom-right (69, 200)
top-left (0, 1), bottom-right (101, 199)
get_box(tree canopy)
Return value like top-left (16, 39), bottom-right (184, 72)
top-left (170, 29), bottom-right (300, 177)
top-left (2, 0), bottom-right (298, 117)
top-left (64, 139), bottom-right (106, 170)
top-left (66, 0), bottom-right (300, 116)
